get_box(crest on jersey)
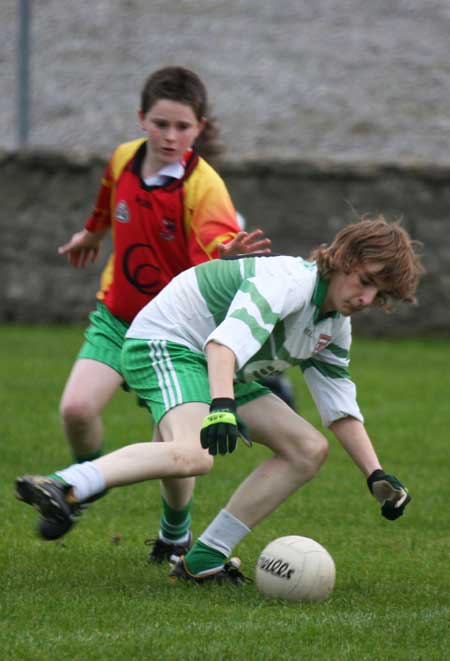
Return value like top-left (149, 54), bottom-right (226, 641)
top-left (160, 218), bottom-right (176, 240)
top-left (115, 200), bottom-right (130, 223)
top-left (313, 334), bottom-right (332, 353)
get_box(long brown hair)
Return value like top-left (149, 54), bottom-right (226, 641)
top-left (310, 217), bottom-right (424, 307)
top-left (140, 66), bottom-right (224, 164)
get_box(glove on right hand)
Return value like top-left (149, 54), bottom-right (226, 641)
top-left (200, 398), bottom-right (253, 456)
top-left (200, 398), bottom-right (238, 456)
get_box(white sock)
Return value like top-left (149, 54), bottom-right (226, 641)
top-left (199, 509), bottom-right (250, 557)
top-left (55, 462), bottom-right (106, 502)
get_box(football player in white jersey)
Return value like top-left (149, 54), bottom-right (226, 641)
top-left (17, 217), bottom-right (424, 585)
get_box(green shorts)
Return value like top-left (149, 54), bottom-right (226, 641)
top-left (121, 339), bottom-right (270, 424)
top-left (78, 302), bottom-right (129, 375)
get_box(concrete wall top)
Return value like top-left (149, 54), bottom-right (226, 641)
top-left (1, 150), bottom-right (449, 337)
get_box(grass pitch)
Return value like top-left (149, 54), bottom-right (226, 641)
top-left (1, 325), bottom-right (449, 660)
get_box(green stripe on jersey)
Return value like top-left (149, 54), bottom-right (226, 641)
top-left (243, 258), bottom-right (255, 279)
top-left (240, 280), bottom-right (278, 326)
top-left (299, 357), bottom-right (350, 379)
top-left (195, 258), bottom-right (256, 325)
top-left (326, 343), bottom-right (349, 359)
top-left (230, 308), bottom-right (271, 345)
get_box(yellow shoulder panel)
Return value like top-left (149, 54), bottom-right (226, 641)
top-left (183, 157), bottom-right (227, 235)
top-left (110, 138), bottom-right (146, 181)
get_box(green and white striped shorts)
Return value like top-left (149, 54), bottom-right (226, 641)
top-left (78, 302), bottom-right (129, 374)
top-left (121, 339), bottom-right (269, 424)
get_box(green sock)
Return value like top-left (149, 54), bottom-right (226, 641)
top-left (48, 473), bottom-right (67, 482)
top-left (184, 539), bottom-right (227, 575)
top-left (74, 449), bottom-right (103, 463)
top-left (159, 497), bottom-right (192, 542)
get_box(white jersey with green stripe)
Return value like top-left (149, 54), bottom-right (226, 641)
top-left (126, 255), bottom-right (363, 427)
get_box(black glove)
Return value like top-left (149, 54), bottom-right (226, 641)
top-left (367, 469), bottom-right (411, 520)
top-left (200, 398), bottom-right (252, 456)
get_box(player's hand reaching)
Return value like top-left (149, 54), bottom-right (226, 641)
top-left (367, 469), bottom-right (411, 520)
top-left (58, 229), bottom-right (104, 267)
top-left (200, 398), bottom-right (252, 456)
top-left (218, 229), bottom-right (271, 258)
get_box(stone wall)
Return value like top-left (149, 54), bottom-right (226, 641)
top-left (2, 150), bottom-right (449, 337)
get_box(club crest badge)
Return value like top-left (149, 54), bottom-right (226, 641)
top-left (115, 200), bottom-right (130, 223)
top-left (313, 334), bottom-right (332, 353)
top-left (160, 218), bottom-right (176, 240)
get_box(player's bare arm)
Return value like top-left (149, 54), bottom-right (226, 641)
top-left (58, 228), bottom-right (108, 268)
top-left (329, 417), bottom-right (382, 477)
top-left (205, 341), bottom-right (236, 398)
top-left (200, 342), bottom-right (239, 456)
top-left (330, 416), bottom-right (410, 519)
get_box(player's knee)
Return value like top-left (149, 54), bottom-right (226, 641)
top-left (60, 397), bottom-right (97, 428)
top-left (291, 432), bottom-right (328, 481)
top-left (171, 446), bottom-right (214, 477)
top-left (193, 451), bottom-right (214, 475)
top-left (304, 434), bottom-right (329, 479)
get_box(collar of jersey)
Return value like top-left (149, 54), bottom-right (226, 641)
top-left (312, 274), bottom-right (338, 324)
top-left (143, 159), bottom-right (185, 186)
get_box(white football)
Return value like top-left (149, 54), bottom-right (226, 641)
top-left (255, 535), bottom-right (335, 602)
